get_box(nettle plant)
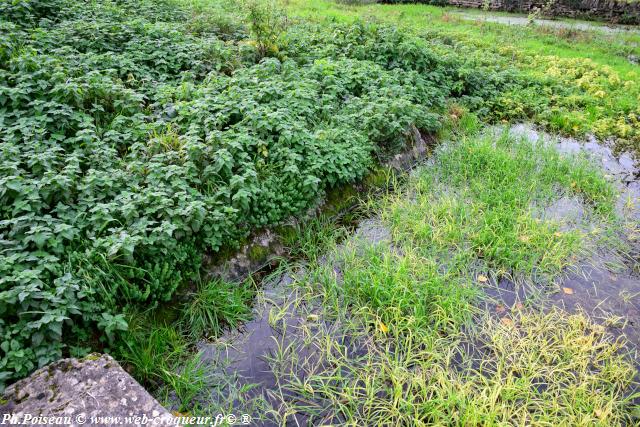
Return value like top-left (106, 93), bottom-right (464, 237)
top-left (0, 0), bottom-right (517, 387)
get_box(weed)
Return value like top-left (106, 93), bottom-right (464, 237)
top-left (118, 320), bottom-right (188, 388)
top-left (242, 0), bottom-right (287, 58)
top-left (158, 352), bottom-right (210, 412)
top-left (1, 0), bottom-right (638, 393)
top-left (386, 131), bottom-right (615, 281)
top-left (180, 278), bottom-right (254, 340)
top-left (257, 127), bottom-right (636, 421)
top-left (280, 216), bottom-right (350, 262)
top-left (264, 264), bottom-right (638, 425)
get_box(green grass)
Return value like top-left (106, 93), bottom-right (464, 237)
top-left (119, 322), bottom-right (189, 388)
top-left (114, 276), bottom-right (254, 411)
top-left (386, 129), bottom-right (615, 278)
top-left (283, 0), bottom-right (640, 154)
top-left (117, 316), bottom-right (213, 412)
top-left (180, 277), bottom-right (255, 340)
top-left (285, 1), bottom-right (640, 75)
top-left (338, 243), bottom-right (479, 334)
top-left (268, 299), bottom-right (637, 425)
top-left (342, 128), bottom-right (618, 329)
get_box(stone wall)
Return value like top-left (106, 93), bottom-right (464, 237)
top-left (383, 0), bottom-right (640, 24)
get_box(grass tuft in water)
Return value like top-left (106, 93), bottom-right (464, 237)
top-left (180, 277), bottom-right (255, 340)
top-left (261, 129), bottom-right (636, 425)
top-left (385, 130), bottom-right (616, 280)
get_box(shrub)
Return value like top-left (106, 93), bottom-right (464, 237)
top-left (242, 0), bottom-right (287, 58)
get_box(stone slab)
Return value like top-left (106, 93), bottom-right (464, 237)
top-left (0, 354), bottom-right (175, 427)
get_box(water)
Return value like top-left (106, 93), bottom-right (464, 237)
top-left (194, 219), bottom-right (393, 424)
top-left (458, 13), bottom-right (640, 35)
top-left (502, 123), bottom-right (640, 356)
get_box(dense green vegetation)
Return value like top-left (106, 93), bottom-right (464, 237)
top-left (289, 0), bottom-right (640, 154)
top-left (1, 3), bottom-right (638, 421)
top-left (0, 0), bottom-right (522, 387)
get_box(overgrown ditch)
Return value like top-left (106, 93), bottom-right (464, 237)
top-left (157, 123), bottom-right (640, 425)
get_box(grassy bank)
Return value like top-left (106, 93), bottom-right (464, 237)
top-left (285, 1), bottom-right (640, 75)
top-left (285, 0), bottom-right (640, 154)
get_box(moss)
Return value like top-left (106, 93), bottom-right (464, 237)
top-left (324, 184), bottom-right (358, 217)
top-left (363, 166), bottom-right (392, 189)
top-left (48, 383), bottom-right (59, 403)
top-left (274, 224), bottom-right (298, 247)
top-left (215, 234), bottom-right (251, 263)
top-left (59, 361), bottom-right (74, 372)
top-left (82, 353), bottom-right (102, 362)
top-left (247, 244), bottom-right (271, 262)
top-left (152, 304), bottom-right (181, 325)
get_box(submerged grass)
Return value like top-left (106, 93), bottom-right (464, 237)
top-left (336, 244), bottom-right (478, 335)
top-left (261, 130), bottom-right (639, 425)
top-left (180, 276), bottom-right (255, 340)
top-left (385, 130), bottom-right (615, 280)
top-left (269, 301), bottom-right (637, 425)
